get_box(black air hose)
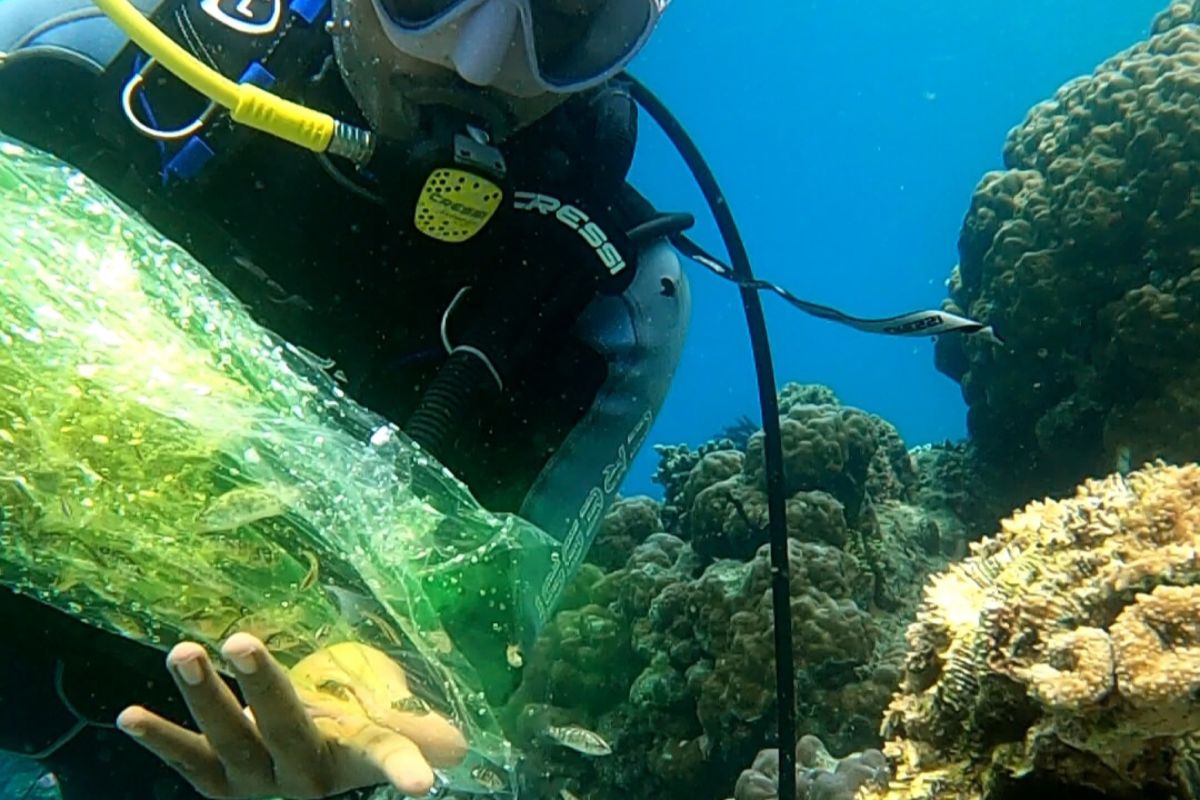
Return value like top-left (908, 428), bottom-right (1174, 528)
top-left (403, 350), bottom-right (500, 460)
top-left (624, 73), bottom-right (798, 800)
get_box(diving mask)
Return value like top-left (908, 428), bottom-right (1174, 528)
top-left (371, 0), bottom-right (669, 96)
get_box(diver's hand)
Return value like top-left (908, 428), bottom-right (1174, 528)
top-left (116, 634), bottom-right (467, 799)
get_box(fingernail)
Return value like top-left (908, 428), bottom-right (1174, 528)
top-left (115, 711), bottom-right (143, 738)
top-left (174, 656), bottom-right (204, 686)
top-left (226, 648), bottom-right (258, 675)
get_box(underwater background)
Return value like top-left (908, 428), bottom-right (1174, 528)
top-left (624, 0), bottom-right (1165, 496)
top-left (10, 0), bottom-right (1200, 798)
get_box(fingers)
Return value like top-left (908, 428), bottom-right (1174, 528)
top-left (116, 705), bottom-right (231, 798)
top-left (344, 724), bottom-right (435, 797)
top-left (117, 641), bottom-right (276, 797)
top-left (309, 715), bottom-right (436, 798)
top-left (119, 635), bottom-right (451, 800)
top-left (291, 642), bottom-right (468, 769)
top-left (167, 642), bottom-right (273, 781)
top-left (220, 633), bottom-right (334, 787)
top-left (377, 705), bottom-right (468, 769)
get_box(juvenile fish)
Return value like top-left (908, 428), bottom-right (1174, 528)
top-left (392, 694), bottom-right (432, 716)
top-left (545, 724), bottom-right (612, 756)
top-left (469, 764), bottom-right (507, 792)
top-left (298, 550), bottom-right (320, 591)
top-left (195, 485), bottom-right (298, 532)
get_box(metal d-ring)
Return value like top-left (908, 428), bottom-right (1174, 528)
top-left (120, 56), bottom-right (219, 141)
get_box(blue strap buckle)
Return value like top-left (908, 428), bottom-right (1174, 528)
top-left (288, 0), bottom-right (329, 24)
top-left (165, 61), bottom-right (276, 180)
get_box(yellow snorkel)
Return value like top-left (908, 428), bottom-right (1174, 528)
top-left (91, 0), bottom-right (373, 163)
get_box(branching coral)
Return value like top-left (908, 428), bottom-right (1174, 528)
top-left (864, 462), bottom-right (1200, 800)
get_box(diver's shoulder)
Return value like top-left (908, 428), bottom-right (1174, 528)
top-left (0, 0), bottom-right (121, 145)
top-left (0, 59), bottom-right (102, 156)
top-left (0, 0), bottom-right (150, 76)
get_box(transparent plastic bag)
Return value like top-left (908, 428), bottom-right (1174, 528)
top-left (0, 134), bottom-right (562, 795)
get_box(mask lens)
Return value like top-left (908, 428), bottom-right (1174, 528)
top-left (374, 0), bottom-right (659, 91)
top-left (529, 0), bottom-right (654, 87)
top-left (376, 0), bottom-right (466, 26)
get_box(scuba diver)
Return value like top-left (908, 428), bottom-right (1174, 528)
top-left (0, 1), bottom-right (692, 797)
top-left (0, 1), bottom-right (995, 798)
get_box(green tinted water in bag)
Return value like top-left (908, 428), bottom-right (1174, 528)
top-left (0, 133), bottom-right (562, 795)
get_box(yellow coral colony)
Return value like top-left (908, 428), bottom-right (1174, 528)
top-left (862, 463), bottom-right (1200, 800)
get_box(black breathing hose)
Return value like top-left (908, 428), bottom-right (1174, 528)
top-left (624, 74), bottom-right (799, 800)
top-left (403, 350), bottom-right (500, 461)
top-left (404, 76), bottom-right (799, 795)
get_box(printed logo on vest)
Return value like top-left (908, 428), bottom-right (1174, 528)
top-left (199, 0), bottom-right (283, 35)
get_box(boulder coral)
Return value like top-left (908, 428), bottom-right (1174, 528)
top-left (864, 462), bottom-right (1200, 799)
top-left (934, 13), bottom-right (1200, 498)
top-left (729, 735), bottom-right (889, 800)
top-left (508, 387), bottom-right (967, 800)
top-left (585, 495), bottom-right (665, 571)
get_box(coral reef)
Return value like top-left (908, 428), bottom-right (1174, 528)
top-left (652, 439), bottom-right (741, 532)
top-left (509, 386), bottom-right (960, 800)
top-left (1152, 0), bottom-right (1200, 33)
top-left (933, 17), bottom-right (1200, 500)
top-left (908, 442), bottom-right (1007, 558)
top-left (864, 462), bottom-right (1200, 800)
top-left (585, 496), bottom-right (665, 571)
top-left (510, 9), bottom-right (1200, 798)
top-left (729, 735), bottom-right (889, 800)
top-left (712, 415), bottom-right (761, 452)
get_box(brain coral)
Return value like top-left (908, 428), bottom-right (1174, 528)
top-left (863, 462), bottom-right (1200, 800)
top-left (934, 16), bottom-right (1200, 498)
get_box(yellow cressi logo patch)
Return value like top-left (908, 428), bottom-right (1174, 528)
top-left (415, 169), bottom-right (503, 243)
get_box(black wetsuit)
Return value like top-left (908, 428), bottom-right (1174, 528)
top-left (0, 2), bottom-right (681, 797)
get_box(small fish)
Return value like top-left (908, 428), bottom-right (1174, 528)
top-left (316, 678), bottom-right (352, 701)
top-left (392, 694), bottom-right (432, 716)
top-left (263, 629), bottom-right (305, 654)
top-left (298, 550), bottom-right (320, 591)
top-left (469, 764), bottom-right (507, 792)
top-left (545, 724), bottom-right (612, 756)
top-left (360, 610), bottom-right (405, 648)
top-left (195, 485), bottom-right (298, 532)
top-left (179, 606), bottom-right (211, 622)
top-left (560, 789), bottom-right (581, 800)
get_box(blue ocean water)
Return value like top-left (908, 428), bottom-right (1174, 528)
top-left (622, 0), bottom-right (1166, 497)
